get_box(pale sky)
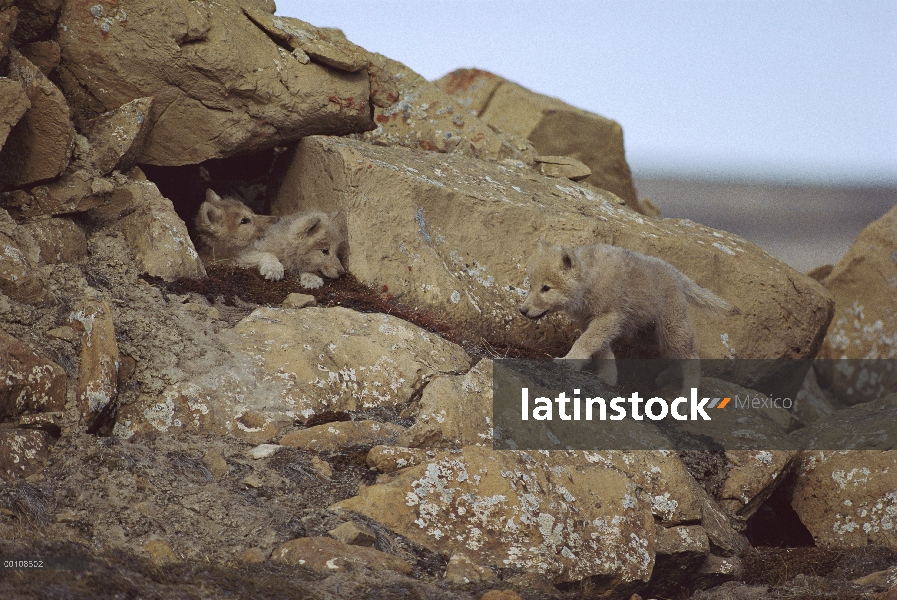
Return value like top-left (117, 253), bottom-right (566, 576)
top-left (276, 1), bottom-right (897, 186)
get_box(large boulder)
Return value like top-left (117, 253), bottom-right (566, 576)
top-left (0, 328), bottom-right (67, 420)
top-left (820, 204), bottom-right (897, 361)
top-left (333, 446), bottom-right (657, 593)
top-left (55, 0), bottom-right (375, 166)
top-left (112, 179), bottom-right (206, 280)
top-left (435, 68), bottom-right (640, 211)
top-left (359, 55), bottom-right (534, 162)
top-left (114, 306), bottom-right (469, 442)
top-left (271, 135), bottom-right (833, 361)
top-left (0, 49), bottom-right (74, 188)
top-left (792, 450), bottom-right (897, 550)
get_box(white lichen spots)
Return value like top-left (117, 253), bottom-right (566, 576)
top-left (144, 393), bottom-right (176, 431)
top-left (712, 242), bottom-right (737, 256)
top-left (831, 467), bottom-right (871, 489)
top-left (650, 493), bottom-right (679, 521)
top-left (720, 333), bottom-right (737, 359)
top-left (450, 290), bottom-right (461, 304)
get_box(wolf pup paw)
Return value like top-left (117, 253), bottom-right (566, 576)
top-left (259, 257), bottom-right (285, 281)
top-left (300, 272), bottom-right (324, 289)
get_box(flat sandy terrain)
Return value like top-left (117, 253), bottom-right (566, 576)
top-left (635, 177), bottom-right (897, 273)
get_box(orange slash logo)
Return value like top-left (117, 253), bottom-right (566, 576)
top-left (708, 397), bottom-right (731, 409)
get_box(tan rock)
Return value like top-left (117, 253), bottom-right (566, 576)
top-left (20, 41), bottom-right (60, 76)
top-left (114, 180), bottom-right (206, 280)
top-left (0, 77), bottom-right (30, 152)
top-left (242, 7), bottom-right (369, 72)
top-left (480, 592), bottom-right (522, 600)
top-left (819, 205), bottom-right (897, 402)
top-left (584, 451), bottom-right (704, 525)
top-left (0, 231), bottom-right (46, 302)
top-left (399, 359), bottom-right (493, 449)
top-left (361, 54), bottom-right (534, 161)
top-left (366, 445), bottom-right (433, 473)
top-left (114, 306), bottom-right (469, 442)
top-left (56, 0), bottom-right (374, 166)
top-left (69, 293), bottom-right (119, 429)
top-left (719, 450), bottom-right (797, 522)
top-left (271, 536), bottom-right (412, 575)
top-left (650, 525), bottom-right (711, 597)
top-left (22, 216), bottom-right (87, 264)
top-left (202, 449), bottom-right (230, 480)
top-left (0, 50), bottom-right (74, 188)
top-left (436, 68), bottom-right (640, 211)
top-left (233, 307), bottom-right (470, 414)
top-left (81, 97), bottom-right (154, 175)
top-left (444, 551), bottom-right (497, 585)
top-left (328, 521), bottom-right (375, 547)
top-left (310, 456), bottom-right (332, 480)
top-left (792, 450), bottom-right (897, 549)
top-left (0, 429), bottom-right (49, 480)
top-left (0, 328), bottom-right (67, 418)
top-left (272, 135), bottom-right (832, 361)
top-left (143, 539), bottom-right (178, 565)
top-left (235, 547), bottom-right (268, 564)
top-left (280, 420), bottom-right (403, 452)
top-left (1, 170), bottom-right (115, 218)
top-left (534, 155), bottom-right (592, 181)
top-left (333, 446), bottom-right (657, 588)
top-left (282, 292), bottom-right (316, 308)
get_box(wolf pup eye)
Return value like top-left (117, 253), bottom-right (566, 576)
top-left (240, 217), bottom-right (251, 225)
top-left (321, 248), bottom-right (330, 255)
top-left (540, 285), bottom-right (551, 293)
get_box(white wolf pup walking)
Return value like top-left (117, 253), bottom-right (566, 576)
top-left (519, 240), bottom-right (739, 389)
top-left (194, 189), bottom-right (345, 288)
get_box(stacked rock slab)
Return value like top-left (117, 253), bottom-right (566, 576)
top-left (55, 0), bottom-right (375, 165)
top-left (435, 68), bottom-right (643, 212)
top-left (272, 135), bottom-right (833, 361)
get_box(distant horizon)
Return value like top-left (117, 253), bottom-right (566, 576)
top-left (279, 1), bottom-right (897, 189)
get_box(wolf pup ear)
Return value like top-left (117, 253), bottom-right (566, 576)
top-left (197, 202), bottom-right (222, 232)
top-left (205, 189), bottom-right (221, 203)
top-left (560, 248), bottom-right (576, 271)
top-left (301, 215), bottom-right (323, 235)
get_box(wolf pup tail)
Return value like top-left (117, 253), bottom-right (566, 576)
top-left (684, 280), bottom-right (741, 315)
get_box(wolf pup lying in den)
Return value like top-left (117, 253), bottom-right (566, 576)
top-left (194, 190), bottom-right (345, 288)
top-left (519, 240), bottom-right (739, 390)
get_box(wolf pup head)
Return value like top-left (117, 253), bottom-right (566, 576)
top-left (288, 212), bottom-right (346, 280)
top-left (519, 239), bottom-right (581, 319)
top-left (194, 189), bottom-right (277, 261)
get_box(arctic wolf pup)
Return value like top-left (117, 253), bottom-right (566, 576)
top-left (519, 240), bottom-right (739, 389)
top-left (194, 189), bottom-right (345, 288)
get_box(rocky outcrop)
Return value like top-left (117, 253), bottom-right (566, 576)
top-left (359, 54), bottom-right (534, 162)
top-left (272, 135), bottom-right (833, 361)
top-left (436, 68), bottom-right (642, 212)
top-left (115, 306), bottom-right (469, 443)
top-left (55, 0), bottom-right (375, 166)
top-left (817, 205), bottom-right (897, 405)
top-left (0, 49), bottom-right (74, 187)
top-left (334, 446), bottom-right (657, 593)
